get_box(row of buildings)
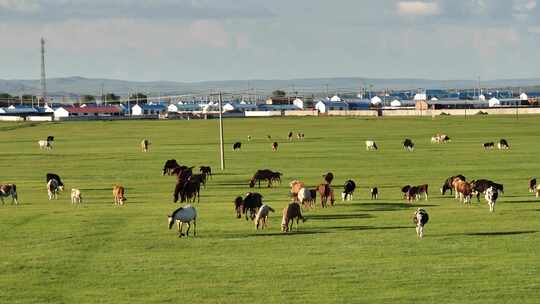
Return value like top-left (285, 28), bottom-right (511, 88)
top-left (0, 92), bottom-right (537, 120)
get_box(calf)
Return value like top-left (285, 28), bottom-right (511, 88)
top-left (254, 204), bottom-right (275, 230)
top-left (498, 139), bottom-right (510, 150)
top-left (113, 185), bottom-right (126, 205)
top-left (483, 142), bottom-right (494, 149)
top-left (370, 187), bottom-right (378, 200)
top-left (199, 166), bottom-right (212, 179)
top-left (485, 186), bottom-right (498, 212)
top-left (342, 180), bottom-right (356, 201)
top-left (365, 140), bottom-right (378, 151)
top-left (528, 178), bottom-right (536, 192)
top-left (189, 174), bottom-right (207, 188)
top-left (71, 188), bottom-right (82, 204)
top-left (323, 172), bottom-right (334, 185)
top-left (272, 142), bottom-right (278, 152)
top-left (289, 180), bottom-right (305, 201)
top-left (298, 188), bottom-right (316, 209)
top-left (233, 142), bottom-right (242, 150)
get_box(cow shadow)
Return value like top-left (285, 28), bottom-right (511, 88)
top-left (506, 200), bottom-right (538, 204)
top-left (233, 230), bottom-right (328, 238)
top-left (464, 230), bottom-right (537, 236)
top-left (306, 213), bottom-right (374, 220)
top-left (354, 202), bottom-right (437, 212)
top-left (323, 225), bottom-right (411, 231)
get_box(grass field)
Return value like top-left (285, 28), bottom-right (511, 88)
top-left (0, 116), bottom-right (539, 303)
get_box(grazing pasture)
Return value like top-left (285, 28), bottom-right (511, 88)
top-left (0, 116), bottom-right (539, 303)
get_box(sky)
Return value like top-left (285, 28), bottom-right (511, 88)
top-left (1, 0), bottom-right (540, 82)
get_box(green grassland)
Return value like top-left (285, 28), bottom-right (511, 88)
top-left (0, 116), bottom-right (539, 303)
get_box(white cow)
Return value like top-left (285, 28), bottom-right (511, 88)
top-left (254, 204), bottom-right (275, 229)
top-left (71, 188), bottom-right (82, 204)
top-left (38, 140), bottom-right (53, 150)
top-left (365, 140), bottom-right (378, 151)
top-left (168, 205), bottom-right (197, 237)
top-left (47, 179), bottom-right (60, 200)
top-left (413, 208), bottom-right (429, 238)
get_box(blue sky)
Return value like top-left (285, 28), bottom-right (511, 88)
top-left (1, 0), bottom-right (540, 81)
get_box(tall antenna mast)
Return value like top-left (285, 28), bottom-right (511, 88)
top-left (40, 37), bottom-right (47, 105)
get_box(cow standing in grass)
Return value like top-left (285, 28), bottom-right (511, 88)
top-left (141, 139), bottom-right (151, 152)
top-left (113, 185), bottom-right (126, 205)
top-left (47, 179), bottom-right (60, 200)
top-left (281, 202), bottom-right (306, 232)
top-left (498, 139), bottom-right (510, 150)
top-left (413, 208), bottom-right (429, 238)
top-left (0, 184), bottom-right (18, 205)
top-left (342, 180), bottom-right (356, 201)
top-left (485, 187), bottom-right (498, 212)
top-left (403, 138), bottom-right (414, 151)
top-left (528, 178), bottom-right (536, 192)
top-left (365, 140), bottom-right (378, 151)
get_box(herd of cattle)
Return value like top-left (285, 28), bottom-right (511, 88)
top-left (1, 132), bottom-right (539, 239)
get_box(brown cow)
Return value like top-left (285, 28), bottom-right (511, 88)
top-left (529, 178), bottom-right (537, 193)
top-left (317, 183), bottom-right (335, 208)
top-left (455, 180), bottom-right (472, 204)
top-left (113, 185), bottom-right (126, 205)
top-left (0, 184), bottom-right (18, 205)
top-left (141, 139), bottom-right (150, 152)
top-left (289, 180), bottom-right (305, 201)
top-left (272, 142), bottom-right (279, 152)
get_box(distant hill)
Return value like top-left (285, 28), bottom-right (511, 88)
top-left (1, 76), bottom-right (540, 96)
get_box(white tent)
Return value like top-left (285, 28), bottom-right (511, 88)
top-left (370, 96), bottom-right (382, 105)
top-left (390, 99), bottom-right (401, 107)
top-left (330, 95), bottom-right (341, 102)
top-left (520, 93), bottom-right (528, 101)
top-left (488, 97), bottom-right (501, 107)
top-left (479, 94), bottom-right (486, 101)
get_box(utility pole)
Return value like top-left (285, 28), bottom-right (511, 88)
top-left (40, 37), bottom-right (47, 106)
top-left (218, 92), bottom-right (225, 170)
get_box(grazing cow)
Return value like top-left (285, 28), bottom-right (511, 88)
top-left (413, 208), bottom-right (429, 239)
top-left (416, 184), bottom-right (428, 200)
top-left (342, 180), bottom-right (356, 201)
top-left (234, 192), bottom-right (263, 220)
top-left (370, 187), bottom-right (378, 200)
top-left (47, 136), bottom-right (54, 142)
top-left (174, 180), bottom-right (200, 204)
top-left (483, 142), bottom-right (495, 149)
top-left (323, 172), bottom-right (334, 185)
top-left (199, 166), bottom-right (212, 179)
top-left (247, 135), bottom-right (252, 141)
top-left (288, 131), bottom-right (293, 141)
top-left (365, 140), bottom-right (378, 151)
top-left (529, 178), bottom-right (537, 193)
top-left (269, 171), bottom-right (282, 185)
top-left (485, 186), bottom-right (498, 213)
top-left (471, 179), bottom-right (504, 202)
top-left (249, 169), bottom-right (278, 188)
top-left (71, 188), bottom-right (82, 204)
top-left (441, 175), bottom-right (466, 195)
top-left (255, 204), bottom-right (275, 229)
top-left (498, 139), bottom-right (510, 150)
top-left (168, 205), bottom-right (197, 237)
top-left (406, 186), bottom-right (419, 203)
top-left (233, 142), bottom-right (242, 150)
top-left (272, 142), bottom-right (279, 152)
top-left (455, 180), bottom-right (473, 204)
top-left (298, 188), bottom-right (316, 209)
top-left (38, 139), bottom-right (53, 150)
top-left (113, 185), bottom-right (126, 205)
top-left (0, 184), bottom-right (18, 205)
top-left (403, 138), bottom-right (414, 151)
top-left (141, 139), bottom-right (150, 152)
top-left (47, 179), bottom-right (60, 200)
top-left (317, 183), bottom-right (335, 208)
top-left (431, 134), bottom-right (450, 144)
top-left (401, 185), bottom-right (411, 199)
top-left (281, 202), bottom-right (306, 232)
top-left (46, 173), bottom-right (65, 191)
top-left (173, 166), bottom-right (194, 183)
top-left (162, 159), bottom-right (180, 176)
top-left (296, 133), bottom-right (302, 139)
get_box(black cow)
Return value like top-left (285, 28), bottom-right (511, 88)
top-left (342, 180), bottom-right (356, 201)
top-left (288, 131), bottom-right (293, 141)
top-left (199, 166), bottom-right (212, 179)
top-left (401, 185), bottom-right (411, 198)
top-left (233, 142), bottom-right (242, 150)
top-left (46, 173), bottom-right (64, 191)
top-left (47, 136), bottom-right (54, 142)
top-left (323, 172), bottom-right (334, 185)
top-left (234, 192), bottom-right (263, 220)
top-left (441, 175), bottom-right (466, 195)
top-left (162, 159), bottom-right (180, 175)
top-left (370, 187), bottom-right (378, 200)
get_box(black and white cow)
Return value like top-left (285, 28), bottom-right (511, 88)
top-left (341, 180), bottom-right (356, 201)
top-left (471, 179), bottom-right (504, 202)
top-left (485, 186), bottom-right (498, 212)
top-left (0, 184), bottom-right (18, 204)
top-left (403, 138), bottom-right (414, 151)
top-left (365, 140), bottom-right (378, 151)
top-left (498, 139), bottom-right (510, 150)
top-left (370, 187), bottom-right (379, 200)
top-left (233, 142), bottom-right (242, 150)
top-left (413, 208), bottom-right (429, 238)
top-left (46, 173), bottom-right (64, 191)
top-left (483, 142), bottom-right (494, 149)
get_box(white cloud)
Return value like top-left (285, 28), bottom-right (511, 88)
top-left (397, 1), bottom-right (440, 16)
top-left (513, 0), bottom-right (537, 11)
top-left (0, 0), bottom-right (39, 12)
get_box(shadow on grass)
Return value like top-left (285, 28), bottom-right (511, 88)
top-left (464, 230), bottom-right (537, 236)
top-left (228, 230), bottom-right (327, 238)
top-left (506, 200), bottom-right (538, 204)
top-left (306, 213), bottom-right (374, 220)
top-left (355, 202), bottom-right (437, 212)
top-left (324, 225), bottom-right (411, 231)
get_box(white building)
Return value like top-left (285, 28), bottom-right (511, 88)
top-left (488, 97), bottom-right (501, 107)
top-left (370, 96), bottom-right (382, 105)
top-left (520, 93), bottom-right (528, 101)
top-left (293, 98), bottom-right (304, 109)
top-left (390, 99), bottom-right (401, 107)
top-left (315, 100), bottom-right (348, 113)
top-left (414, 93), bottom-right (427, 101)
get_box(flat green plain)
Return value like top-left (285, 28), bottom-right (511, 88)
top-left (0, 116), bottom-right (539, 304)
